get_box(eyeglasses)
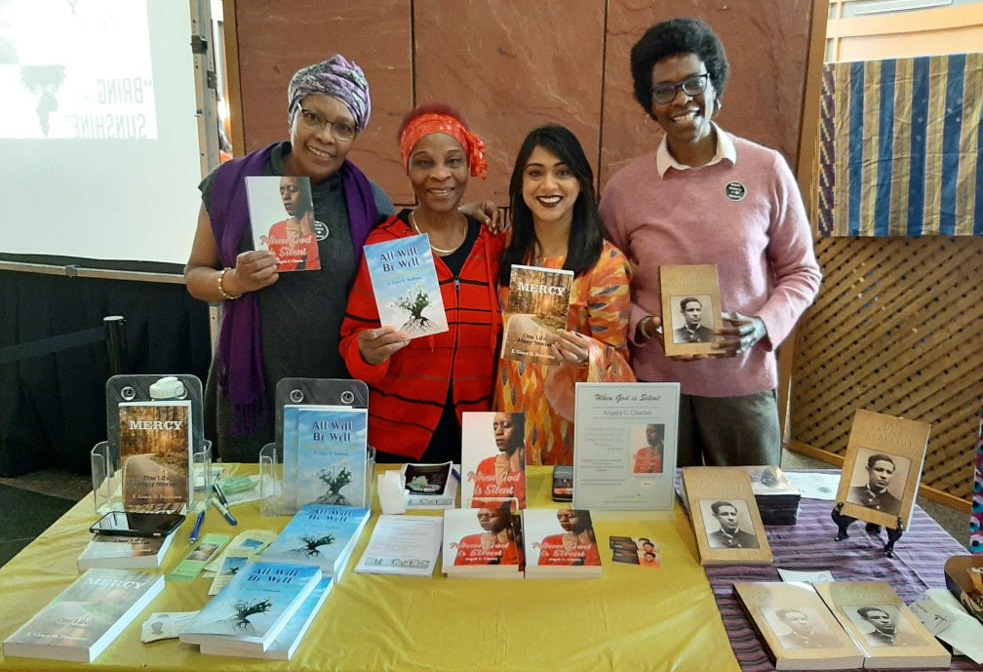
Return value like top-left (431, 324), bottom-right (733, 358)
top-left (650, 73), bottom-right (709, 105)
top-left (297, 107), bottom-right (357, 141)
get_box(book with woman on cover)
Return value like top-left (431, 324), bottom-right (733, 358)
top-left (442, 501), bottom-right (522, 579)
top-left (733, 581), bottom-right (864, 670)
top-left (363, 233), bottom-right (448, 338)
top-left (461, 412), bottom-right (527, 509)
top-left (659, 264), bottom-right (722, 357)
top-left (3, 568), bottom-right (165, 663)
top-left (118, 400), bottom-right (191, 513)
top-left (501, 264), bottom-right (573, 364)
top-left (681, 467), bottom-right (773, 565)
top-left (523, 508), bottom-right (602, 578)
top-left (835, 409), bottom-right (930, 530)
top-left (245, 175), bottom-right (320, 271)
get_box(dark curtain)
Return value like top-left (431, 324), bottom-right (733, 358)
top-left (0, 270), bottom-right (211, 476)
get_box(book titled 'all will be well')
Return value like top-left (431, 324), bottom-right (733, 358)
top-left (3, 568), bottom-right (165, 663)
top-left (364, 234), bottom-right (448, 338)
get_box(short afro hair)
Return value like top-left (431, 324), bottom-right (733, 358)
top-left (630, 17), bottom-right (729, 117)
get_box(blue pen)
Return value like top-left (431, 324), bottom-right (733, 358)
top-left (452, 468), bottom-right (461, 483)
top-left (189, 510), bottom-right (206, 544)
top-left (210, 496), bottom-right (238, 526)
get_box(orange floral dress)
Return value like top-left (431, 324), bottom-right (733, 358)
top-left (495, 241), bottom-right (634, 465)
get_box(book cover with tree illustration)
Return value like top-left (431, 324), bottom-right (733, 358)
top-left (501, 264), bottom-right (574, 364)
top-left (180, 562), bottom-right (321, 653)
top-left (3, 568), bottom-right (165, 663)
top-left (261, 504), bottom-right (371, 579)
top-left (294, 407), bottom-right (368, 509)
top-left (364, 234), bottom-right (448, 338)
top-left (118, 400), bottom-right (191, 513)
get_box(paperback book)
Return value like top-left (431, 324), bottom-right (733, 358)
top-left (180, 561), bottom-right (321, 653)
top-left (461, 412), bottom-right (527, 509)
top-left (442, 507), bottom-right (522, 579)
top-left (261, 504), bottom-right (371, 580)
top-left (198, 576), bottom-right (334, 660)
top-left (501, 264), bottom-right (574, 364)
top-left (523, 508), bottom-right (602, 579)
top-left (363, 233), bottom-right (448, 337)
top-left (77, 532), bottom-right (176, 571)
top-left (401, 462), bottom-right (458, 509)
top-left (245, 175), bottom-right (321, 272)
top-left (118, 400), bottom-right (192, 513)
top-left (741, 465), bottom-right (801, 526)
top-left (293, 406), bottom-right (368, 509)
top-left (3, 568), bottom-right (165, 663)
top-left (733, 581), bottom-right (864, 670)
top-left (659, 264), bottom-right (722, 357)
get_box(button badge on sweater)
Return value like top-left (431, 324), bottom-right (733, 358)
top-left (313, 220), bottom-right (329, 240)
top-left (725, 182), bottom-right (747, 202)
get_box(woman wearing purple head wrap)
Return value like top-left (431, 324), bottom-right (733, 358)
top-left (184, 54), bottom-right (395, 462)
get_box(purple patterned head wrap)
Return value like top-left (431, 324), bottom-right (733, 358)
top-left (287, 55), bottom-right (371, 133)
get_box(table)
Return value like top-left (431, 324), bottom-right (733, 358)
top-left (0, 466), bottom-right (739, 672)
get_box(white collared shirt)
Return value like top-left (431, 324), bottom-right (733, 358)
top-left (655, 122), bottom-right (737, 177)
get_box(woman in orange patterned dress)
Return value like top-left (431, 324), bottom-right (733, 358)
top-left (496, 125), bottom-right (634, 466)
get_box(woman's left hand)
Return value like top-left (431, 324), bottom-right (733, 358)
top-left (460, 200), bottom-right (508, 233)
top-left (550, 330), bottom-right (590, 368)
top-left (715, 312), bottom-right (768, 357)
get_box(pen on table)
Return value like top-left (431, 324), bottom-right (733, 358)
top-left (452, 468), bottom-right (461, 483)
top-left (188, 509), bottom-right (206, 544)
top-left (210, 496), bottom-right (238, 527)
top-left (212, 482), bottom-right (230, 508)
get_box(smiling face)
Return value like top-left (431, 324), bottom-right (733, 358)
top-left (279, 176), bottom-right (301, 217)
top-left (476, 507), bottom-right (509, 533)
top-left (713, 504), bottom-right (739, 533)
top-left (408, 133), bottom-right (468, 215)
top-left (285, 94), bottom-right (356, 183)
top-left (521, 145), bottom-right (581, 229)
top-left (650, 52), bottom-right (717, 162)
top-left (492, 413), bottom-right (518, 454)
top-left (682, 299), bottom-right (703, 328)
top-left (866, 460), bottom-right (895, 492)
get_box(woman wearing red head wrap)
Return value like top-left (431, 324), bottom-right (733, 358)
top-left (340, 104), bottom-right (505, 463)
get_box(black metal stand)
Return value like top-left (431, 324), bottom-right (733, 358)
top-left (831, 502), bottom-right (905, 557)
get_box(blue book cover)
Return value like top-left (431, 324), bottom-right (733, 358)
top-left (180, 562), bottom-right (321, 652)
top-left (295, 407), bottom-right (368, 508)
top-left (262, 504), bottom-right (371, 579)
top-left (281, 404), bottom-right (301, 504)
top-left (363, 233), bottom-right (448, 337)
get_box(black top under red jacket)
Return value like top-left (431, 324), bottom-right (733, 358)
top-left (340, 212), bottom-right (505, 460)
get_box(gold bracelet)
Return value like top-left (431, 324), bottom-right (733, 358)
top-left (217, 267), bottom-right (241, 301)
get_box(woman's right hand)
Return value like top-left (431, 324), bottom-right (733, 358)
top-left (227, 250), bottom-right (279, 295)
top-left (358, 326), bottom-right (410, 366)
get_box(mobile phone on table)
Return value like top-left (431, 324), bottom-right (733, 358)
top-left (88, 511), bottom-right (186, 537)
top-left (552, 465), bottom-right (573, 502)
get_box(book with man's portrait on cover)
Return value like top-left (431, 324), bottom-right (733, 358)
top-left (501, 264), bottom-right (573, 364)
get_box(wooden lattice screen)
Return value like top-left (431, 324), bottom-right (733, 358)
top-left (790, 236), bottom-right (983, 505)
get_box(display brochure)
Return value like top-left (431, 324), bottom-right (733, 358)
top-left (912, 589), bottom-right (983, 664)
top-left (401, 462), bottom-right (458, 509)
top-left (355, 515), bottom-right (443, 577)
top-left (203, 529), bottom-right (277, 574)
top-left (168, 533), bottom-right (231, 582)
top-left (261, 504), bottom-right (371, 580)
top-left (501, 264), bottom-right (574, 364)
top-left (180, 562), bottom-right (321, 653)
top-left (293, 406), bottom-right (368, 509)
top-left (608, 536), bottom-right (661, 567)
top-left (441, 507), bottom-right (522, 579)
top-left (244, 175), bottom-right (320, 272)
top-left (733, 581), bottom-right (864, 670)
top-left (835, 409), bottom-right (931, 530)
top-left (461, 412), bottom-right (527, 509)
top-left (141, 611), bottom-right (199, 643)
top-left (118, 400), bottom-right (192, 513)
top-left (681, 467), bottom-right (773, 566)
top-left (77, 532), bottom-right (176, 571)
top-left (659, 263), bottom-right (722, 357)
top-left (572, 382), bottom-right (679, 510)
top-left (2, 568), bottom-right (165, 663)
top-left (198, 577), bottom-right (334, 660)
top-left (813, 581), bottom-right (951, 668)
top-left (523, 508), bottom-right (602, 579)
top-left (363, 233), bottom-right (448, 338)
top-left (207, 554), bottom-right (252, 596)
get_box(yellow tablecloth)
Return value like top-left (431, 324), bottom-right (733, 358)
top-left (0, 466), bottom-right (739, 672)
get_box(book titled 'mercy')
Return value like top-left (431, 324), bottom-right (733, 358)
top-left (364, 234), bottom-right (448, 338)
top-left (501, 264), bottom-right (574, 365)
top-left (118, 400), bottom-right (192, 513)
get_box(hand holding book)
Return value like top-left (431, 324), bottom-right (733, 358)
top-left (549, 330), bottom-right (590, 368)
top-left (357, 326), bottom-right (411, 366)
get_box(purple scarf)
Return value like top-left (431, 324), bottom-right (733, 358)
top-left (209, 142), bottom-right (379, 434)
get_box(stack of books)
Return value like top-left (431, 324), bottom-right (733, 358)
top-left (523, 508), bottom-right (602, 579)
top-left (76, 532), bottom-right (176, 571)
top-left (3, 568), bottom-right (165, 663)
top-left (442, 508), bottom-right (523, 579)
top-left (261, 503), bottom-right (371, 582)
top-left (742, 466), bottom-right (801, 525)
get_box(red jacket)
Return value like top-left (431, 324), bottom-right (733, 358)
top-left (340, 213), bottom-right (504, 460)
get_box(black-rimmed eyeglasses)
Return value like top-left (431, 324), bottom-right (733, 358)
top-left (650, 73), bottom-right (709, 105)
top-left (298, 107), bottom-right (357, 141)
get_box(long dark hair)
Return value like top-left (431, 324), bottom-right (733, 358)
top-left (294, 177), bottom-right (314, 219)
top-left (500, 125), bottom-right (604, 286)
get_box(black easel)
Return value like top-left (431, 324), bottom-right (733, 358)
top-left (832, 502), bottom-right (905, 558)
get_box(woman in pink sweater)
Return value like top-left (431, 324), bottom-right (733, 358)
top-left (600, 17), bottom-right (822, 467)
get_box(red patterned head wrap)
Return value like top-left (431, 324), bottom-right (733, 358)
top-left (399, 112), bottom-right (488, 179)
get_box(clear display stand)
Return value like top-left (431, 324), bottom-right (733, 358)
top-left (91, 374), bottom-right (209, 514)
top-left (258, 377), bottom-right (374, 517)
